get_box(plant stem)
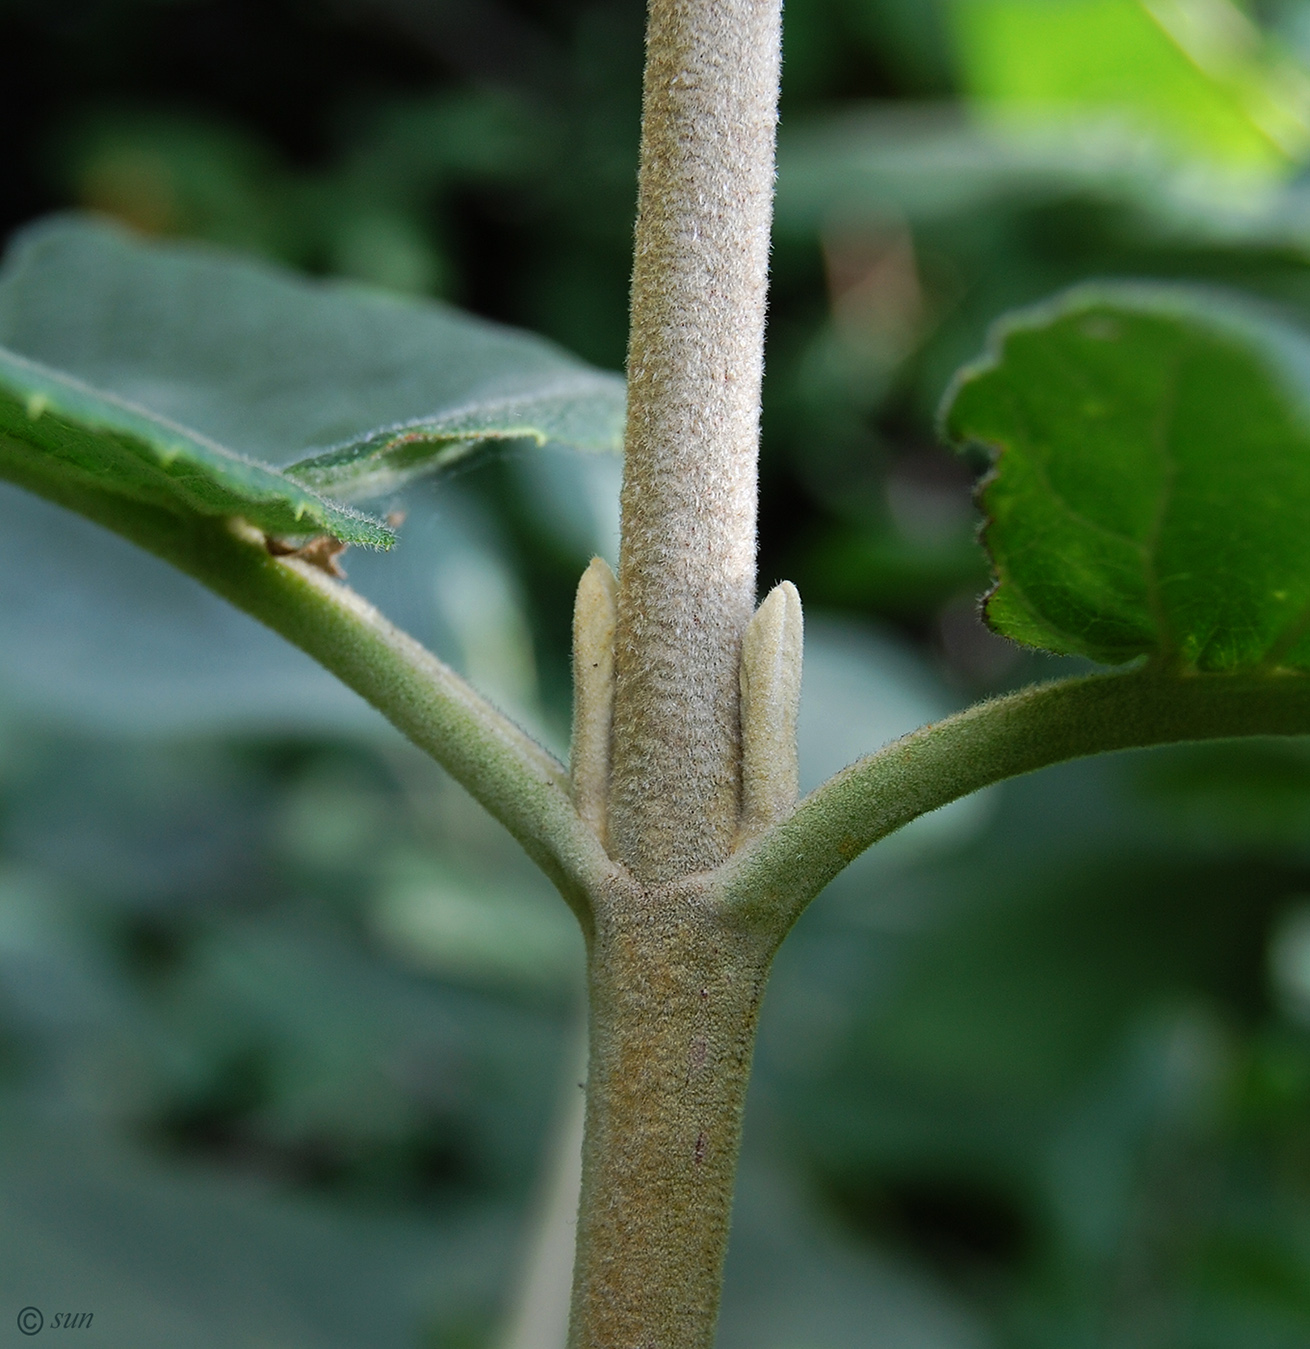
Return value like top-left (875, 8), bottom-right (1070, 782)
top-left (608, 0), bottom-right (783, 882)
top-left (569, 880), bottom-right (774, 1348)
top-left (565, 1), bottom-right (786, 1338)
top-left (720, 665), bottom-right (1310, 933)
top-left (0, 442), bottom-right (611, 917)
top-left (560, 0), bottom-right (791, 1336)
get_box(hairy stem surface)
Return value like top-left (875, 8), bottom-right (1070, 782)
top-left (608, 0), bottom-right (783, 881)
top-left (569, 882), bottom-right (773, 1349)
top-left (722, 665), bottom-right (1310, 932)
top-left (0, 441), bottom-right (610, 916)
top-left (567, 0), bottom-right (786, 1340)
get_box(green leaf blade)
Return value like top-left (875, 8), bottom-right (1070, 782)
top-left (0, 345), bottom-right (391, 546)
top-left (0, 215), bottom-right (625, 502)
top-left (285, 373), bottom-right (626, 499)
top-left (944, 282), bottom-right (1310, 672)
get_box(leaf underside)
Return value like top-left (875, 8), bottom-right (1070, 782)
top-left (0, 347), bottom-right (390, 545)
top-left (0, 215), bottom-right (626, 545)
top-left (943, 282), bottom-right (1310, 673)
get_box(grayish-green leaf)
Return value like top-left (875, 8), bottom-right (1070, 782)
top-left (0, 215), bottom-right (625, 507)
top-left (0, 345), bottom-right (391, 546)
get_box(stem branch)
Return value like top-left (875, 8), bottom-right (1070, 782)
top-left (0, 444), bottom-right (610, 917)
top-left (721, 666), bottom-right (1310, 934)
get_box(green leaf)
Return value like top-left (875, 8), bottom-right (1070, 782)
top-left (0, 344), bottom-right (392, 546)
top-left (0, 215), bottom-right (625, 529)
top-left (943, 282), bottom-right (1310, 671)
top-left (951, 0), bottom-right (1310, 174)
top-left (285, 377), bottom-right (625, 499)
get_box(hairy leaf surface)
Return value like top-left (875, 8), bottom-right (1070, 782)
top-left (0, 216), bottom-right (625, 540)
top-left (944, 282), bottom-right (1310, 671)
top-left (0, 345), bottom-right (391, 545)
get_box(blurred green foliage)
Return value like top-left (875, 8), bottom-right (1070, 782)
top-left (5, 0), bottom-right (1310, 1345)
top-left (953, 0), bottom-right (1310, 172)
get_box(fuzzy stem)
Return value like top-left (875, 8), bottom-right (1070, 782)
top-left (719, 665), bottom-right (1310, 934)
top-left (0, 440), bottom-right (612, 917)
top-left (568, 881), bottom-right (774, 1348)
top-left (607, 0), bottom-right (783, 882)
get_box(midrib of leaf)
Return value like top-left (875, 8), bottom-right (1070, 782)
top-left (288, 426), bottom-right (547, 495)
top-left (283, 377), bottom-right (625, 499)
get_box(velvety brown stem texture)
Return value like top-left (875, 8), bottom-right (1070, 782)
top-left (608, 0), bottom-right (783, 882)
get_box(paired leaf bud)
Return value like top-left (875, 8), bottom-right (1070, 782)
top-left (570, 557), bottom-right (619, 842)
top-left (738, 580), bottom-right (803, 839)
top-left (569, 560), bottom-right (803, 852)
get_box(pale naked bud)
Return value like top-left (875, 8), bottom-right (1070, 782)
top-left (571, 557), bottom-right (618, 841)
top-left (738, 580), bottom-right (803, 839)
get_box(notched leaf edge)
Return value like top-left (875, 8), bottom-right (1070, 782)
top-left (937, 279), bottom-right (1310, 666)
